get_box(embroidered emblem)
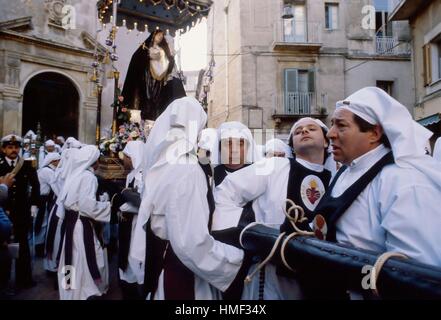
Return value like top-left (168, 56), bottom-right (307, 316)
top-left (313, 214), bottom-right (327, 240)
top-left (306, 180), bottom-right (320, 204)
top-left (300, 175), bottom-right (326, 211)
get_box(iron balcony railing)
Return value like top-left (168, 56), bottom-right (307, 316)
top-left (275, 20), bottom-right (322, 44)
top-left (284, 92), bottom-right (315, 115)
top-left (376, 36), bottom-right (411, 55)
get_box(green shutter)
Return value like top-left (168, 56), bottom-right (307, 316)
top-left (285, 69), bottom-right (299, 93)
top-left (284, 69), bottom-right (299, 114)
top-left (308, 69), bottom-right (315, 92)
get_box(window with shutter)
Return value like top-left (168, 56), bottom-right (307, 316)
top-left (374, 0), bottom-right (392, 37)
top-left (438, 41), bottom-right (441, 80)
top-left (285, 69), bottom-right (299, 93)
top-left (325, 3), bottom-right (339, 30)
top-left (285, 69), bottom-right (298, 114)
top-left (308, 70), bottom-right (315, 92)
top-left (376, 80), bottom-right (394, 96)
top-left (284, 4), bottom-right (306, 42)
top-left (284, 68), bottom-right (315, 114)
top-left (431, 38), bottom-right (441, 82)
top-left (298, 71), bottom-right (309, 92)
top-left (423, 44), bottom-right (432, 86)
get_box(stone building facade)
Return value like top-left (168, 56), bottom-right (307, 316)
top-left (205, 0), bottom-right (414, 141)
top-left (0, 0), bottom-right (101, 143)
top-left (391, 0), bottom-right (441, 139)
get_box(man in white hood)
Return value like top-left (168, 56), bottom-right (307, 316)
top-left (197, 128), bottom-right (218, 190)
top-left (57, 145), bottom-right (111, 300)
top-left (44, 148), bottom-right (80, 274)
top-left (130, 97), bottom-right (244, 300)
top-left (61, 137), bottom-right (82, 152)
top-left (197, 128), bottom-right (218, 166)
top-left (213, 122), bottom-right (259, 187)
top-left (315, 87), bottom-right (441, 269)
top-left (21, 138), bottom-right (32, 160)
top-left (265, 138), bottom-right (293, 158)
top-left (55, 136), bottom-right (65, 153)
top-left (212, 117), bottom-right (332, 299)
top-left (38, 139), bottom-right (57, 169)
top-left (35, 153), bottom-right (61, 257)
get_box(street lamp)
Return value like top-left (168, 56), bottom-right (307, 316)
top-left (282, 4), bottom-right (294, 19)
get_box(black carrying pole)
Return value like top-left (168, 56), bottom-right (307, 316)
top-left (241, 224), bottom-right (441, 300)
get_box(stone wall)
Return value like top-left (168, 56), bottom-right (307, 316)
top-left (408, 0), bottom-right (441, 119)
top-left (206, 0), bottom-right (414, 139)
top-left (0, 0), bottom-right (98, 143)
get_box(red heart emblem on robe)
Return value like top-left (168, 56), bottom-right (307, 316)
top-left (306, 187), bottom-right (321, 205)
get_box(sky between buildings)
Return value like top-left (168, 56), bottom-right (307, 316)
top-left (178, 18), bottom-right (208, 71)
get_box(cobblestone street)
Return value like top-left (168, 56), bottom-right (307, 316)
top-left (11, 252), bottom-right (122, 300)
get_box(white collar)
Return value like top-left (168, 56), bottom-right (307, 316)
top-left (348, 144), bottom-right (390, 171)
top-left (5, 156), bottom-right (19, 166)
top-left (295, 157), bottom-right (324, 172)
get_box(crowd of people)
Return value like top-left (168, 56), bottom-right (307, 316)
top-left (0, 87), bottom-right (440, 300)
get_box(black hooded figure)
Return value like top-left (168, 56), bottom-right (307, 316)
top-left (121, 29), bottom-right (186, 120)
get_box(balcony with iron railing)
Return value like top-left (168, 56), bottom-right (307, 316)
top-left (272, 20), bottom-right (322, 52)
top-left (376, 36), bottom-right (411, 55)
top-left (273, 92), bottom-right (328, 122)
top-left (285, 92), bottom-right (315, 115)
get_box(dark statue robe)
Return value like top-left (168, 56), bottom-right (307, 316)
top-left (121, 32), bottom-right (186, 121)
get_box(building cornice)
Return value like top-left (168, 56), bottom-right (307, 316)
top-left (345, 54), bottom-right (411, 61)
top-left (0, 48), bottom-right (92, 74)
top-left (389, 0), bottom-right (431, 21)
top-left (0, 16), bottom-right (33, 31)
top-left (0, 29), bottom-right (96, 58)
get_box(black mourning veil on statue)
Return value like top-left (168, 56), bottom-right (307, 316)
top-left (121, 29), bottom-right (186, 121)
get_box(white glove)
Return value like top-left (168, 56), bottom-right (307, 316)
top-left (99, 192), bottom-right (109, 202)
top-left (31, 205), bottom-right (39, 218)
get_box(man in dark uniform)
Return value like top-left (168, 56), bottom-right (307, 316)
top-left (0, 134), bottom-right (40, 289)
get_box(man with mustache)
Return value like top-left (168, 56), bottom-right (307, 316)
top-left (0, 134), bottom-right (40, 289)
top-left (312, 87), bottom-right (441, 298)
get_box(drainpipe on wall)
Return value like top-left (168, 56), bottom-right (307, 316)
top-left (224, 0), bottom-right (231, 121)
top-left (411, 37), bottom-right (417, 118)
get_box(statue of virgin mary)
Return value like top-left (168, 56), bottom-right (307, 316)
top-left (122, 29), bottom-right (186, 120)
